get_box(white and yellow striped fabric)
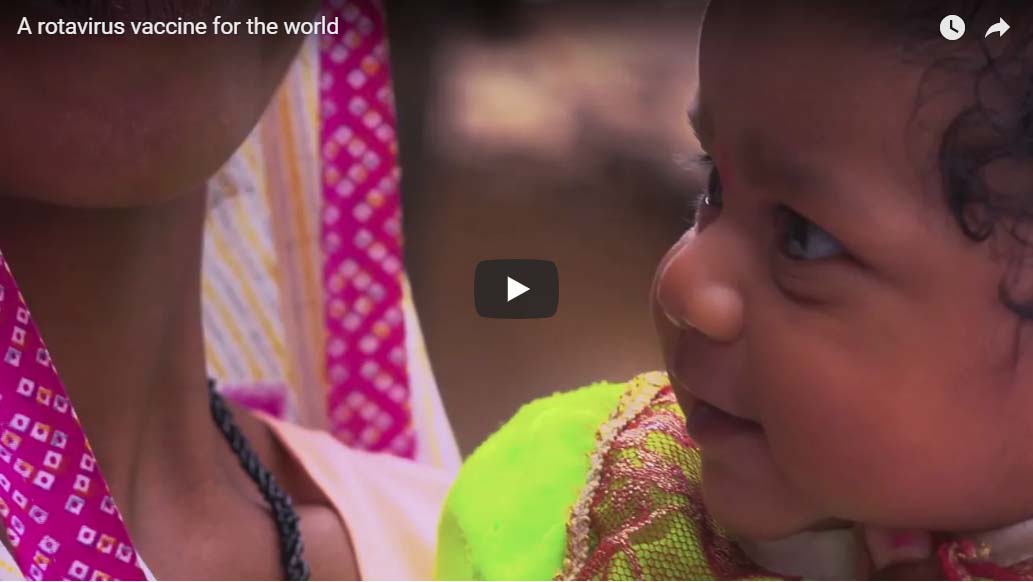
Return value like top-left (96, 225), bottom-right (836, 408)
top-left (201, 36), bottom-right (460, 472)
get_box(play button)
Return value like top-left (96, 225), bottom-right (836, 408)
top-left (507, 277), bottom-right (530, 302)
top-left (475, 259), bottom-right (559, 319)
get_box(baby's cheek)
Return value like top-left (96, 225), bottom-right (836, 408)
top-left (753, 351), bottom-right (914, 518)
top-left (760, 358), bottom-right (1015, 528)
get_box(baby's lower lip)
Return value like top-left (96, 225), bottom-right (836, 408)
top-left (686, 400), bottom-right (762, 445)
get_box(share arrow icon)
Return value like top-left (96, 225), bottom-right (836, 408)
top-left (985, 18), bottom-right (1010, 38)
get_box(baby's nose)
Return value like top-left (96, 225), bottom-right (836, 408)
top-left (654, 228), bottom-right (744, 344)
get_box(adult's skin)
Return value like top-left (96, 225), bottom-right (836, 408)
top-left (0, 1), bottom-right (358, 578)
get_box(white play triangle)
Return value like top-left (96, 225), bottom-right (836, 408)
top-left (507, 276), bottom-right (530, 302)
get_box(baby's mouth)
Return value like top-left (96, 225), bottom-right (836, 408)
top-left (685, 398), bottom-right (763, 445)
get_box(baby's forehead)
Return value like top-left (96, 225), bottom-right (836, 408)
top-left (697, 0), bottom-right (1033, 242)
top-left (697, 3), bottom-right (901, 84)
top-left (695, 19), bottom-right (925, 145)
top-left (693, 20), bottom-right (953, 210)
top-left (694, 2), bottom-right (1012, 150)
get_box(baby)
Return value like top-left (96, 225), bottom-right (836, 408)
top-left (437, 0), bottom-right (1033, 578)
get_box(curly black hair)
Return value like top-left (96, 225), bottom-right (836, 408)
top-left (897, 1), bottom-right (1033, 315)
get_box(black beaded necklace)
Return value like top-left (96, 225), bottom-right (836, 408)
top-left (208, 380), bottom-right (310, 580)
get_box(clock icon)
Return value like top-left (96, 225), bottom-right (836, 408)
top-left (940, 14), bottom-right (965, 41)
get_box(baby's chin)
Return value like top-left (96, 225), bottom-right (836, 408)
top-left (701, 456), bottom-right (825, 541)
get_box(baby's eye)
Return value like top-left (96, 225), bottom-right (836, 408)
top-left (702, 163), bottom-right (723, 208)
top-left (691, 160), bottom-right (722, 228)
top-left (778, 208), bottom-right (844, 261)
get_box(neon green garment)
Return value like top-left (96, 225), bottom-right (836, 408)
top-left (435, 380), bottom-right (625, 580)
top-left (435, 372), bottom-right (785, 581)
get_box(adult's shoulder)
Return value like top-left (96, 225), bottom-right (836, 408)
top-left (259, 415), bottom-right (451, 581)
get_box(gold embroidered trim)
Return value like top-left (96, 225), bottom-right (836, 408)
top-left (556, 371), bottom-right (669, 581)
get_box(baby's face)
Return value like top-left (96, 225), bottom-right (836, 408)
top-left (654, 1), bottom-right (1033, 539)
top-left (0, 1), bottom-right (315, 207)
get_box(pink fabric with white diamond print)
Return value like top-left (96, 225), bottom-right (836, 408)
top-left (321, 0), bottom-right (414, 458)
top-left (0, 254), bottom-right (145, 581)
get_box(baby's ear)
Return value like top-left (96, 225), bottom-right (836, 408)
top-left (860, 525), bottom-right (935, 578)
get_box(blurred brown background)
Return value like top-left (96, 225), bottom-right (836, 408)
top-left (387, 0), bottom-right (706, 454)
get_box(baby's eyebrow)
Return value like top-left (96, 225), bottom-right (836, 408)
top-left (688, 99), bottom-right (832, 205)
top-left (737, 131), bottom-right (830, 203)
